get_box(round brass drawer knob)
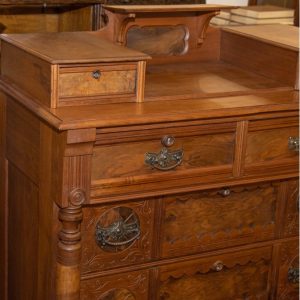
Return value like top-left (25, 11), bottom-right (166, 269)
top-left (92, 70), bottom-right (101, 80)
top-left (218, 188), bottom-right (231, 197)
top-left (213, 260), bottom-right (224, 272)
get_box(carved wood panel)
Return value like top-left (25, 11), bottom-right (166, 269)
top-left (282, 180), bottom-right (299, 238)
top-left (160, 183), bottom-right (278, 258)
top-left (81, 199), bottom-right (155, 273)
top-left (158, 247), bottom-right (272, 300)
top-left (276, 240), bottom-right (299, 300)
top-left (126, 25), bottom-right (188, 56)
top-left (80, 270), bottom-right (149, 300)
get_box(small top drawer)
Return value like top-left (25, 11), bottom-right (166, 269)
top-left (245, 117), bottom-right (299, 175)
top-left (58, 63), bottom-right (143, 106)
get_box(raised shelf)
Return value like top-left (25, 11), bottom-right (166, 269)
top-left (103, 4), bottom-right (237, 14)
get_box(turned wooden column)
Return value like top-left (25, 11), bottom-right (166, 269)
top-left (56, 189), bottom-right (85, 300)
top-left (55, 129), bottom-right (96, 299)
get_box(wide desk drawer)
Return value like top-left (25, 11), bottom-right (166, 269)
top-left (58, 64), bottom-right (137, 105)
top-left (90, 123), bottom-right (236, 201)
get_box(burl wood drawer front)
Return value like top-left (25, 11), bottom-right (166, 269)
top-left (245, 118), bottom-right (299, 174)
top-left (275, 239), bottom-right (299, 300)
top-left (81, 199), bottom-right (155, 273)
top-left (157, 246), bottom-right (272, 300)
top-left (80, 269), bottom-right (149, 300)
top-left (160, 183), bottom-right (278, 258)
top-left (91, 123), bottom-right (235, 200)
top-left (59, 64), bottom-right (137, 100)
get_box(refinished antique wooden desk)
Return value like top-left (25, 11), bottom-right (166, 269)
top-left (0, 5), bottom-right (299, 300)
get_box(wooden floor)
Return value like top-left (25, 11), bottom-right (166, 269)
top-left (144, 61), bottom-right (291, 101)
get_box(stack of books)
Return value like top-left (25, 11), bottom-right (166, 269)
top-left (210, 10), bottom-right (239, 26)
top-left (211, 5), bottom-right (295, 26)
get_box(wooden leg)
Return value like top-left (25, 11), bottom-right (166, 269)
top-left (56, 204), bottom-right (83, 300)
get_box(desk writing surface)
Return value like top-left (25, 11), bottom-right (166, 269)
top-left (50, 90), bottom-right (298, 129)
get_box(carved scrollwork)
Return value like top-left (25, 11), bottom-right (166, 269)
top-left (80, 271), bottom-right (148, 299)
top-left (99, 288), bottom-right (136, 300)
top-left (69, 188), bottom-right (86, 207)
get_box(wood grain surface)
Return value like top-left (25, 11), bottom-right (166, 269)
top-left (158, 246), bottom-right (272, 300)
top-left (0, 32), bottom-right (150, 64)
top-left (282, 180), bottom-right (299, 238)
top-left (221, 31), bottom-right (298, 87)
top-left (80, 270), bottom-right (149, 300)
top-left (222, 25), bottom-right (299, 51)
top-left (0, 9), bottom-right (298, 300)
top-left (144, 61), bottom-right (289, 100)
top-left (275, 239), bottom-right (299, 300)
top-left (103, 4), bottom-right (236, 13)
top-left (160, 183), bottom-right (278, 258)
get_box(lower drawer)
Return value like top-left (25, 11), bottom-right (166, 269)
top-left (160, 182), bottom-right (279, 258)
top-left (81, 199), bottom-right (155, 273)
top-left (157, 246), bottom-right (272, 300)
top-left (275, 239), bottom-right (299, 300)
top-left (80, 269), bottom-right (149, 300)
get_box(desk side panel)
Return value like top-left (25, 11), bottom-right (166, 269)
top-left (5, 97), bottom-right (57, 299)
top-left (1, 42), bottom-right (53, 107)
top-left (220, 31), bottom-right (298, 87)
top-left (0, 92), bottom-right (7, 300)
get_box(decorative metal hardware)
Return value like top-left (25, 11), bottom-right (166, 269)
top-left (95, 207), bottom-right (140, 251)
top-left (161, 135), bottom-right (175, 147)
top-left (288, 267), bottom-right (299, 284)
top-left (145, 135), bottom-right (183, 171)
top-left (218, 188), bottom-right (231, 197)
top-left (92, 70), bottom-right (101, 80)
top-left (288, 137), bottom-right (299, 152)
top-left (212, 260), bottom-right (224, 272)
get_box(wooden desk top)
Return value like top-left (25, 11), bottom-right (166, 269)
top-left (1, 72), bottom-right (297, 130)
top-left (103, 4), bottom-right (237, 14)
top-left (223, 25), bottom-right (299, 51)
top-left (51, 91), bottom-right (298, 130)
top-left (0, 31), bottom-right (150, 64)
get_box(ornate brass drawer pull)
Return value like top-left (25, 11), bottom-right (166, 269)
top-left (288, 267), bottom-right (299, 284)
top-left (92, 70), bottom-right (101, 80)
top-left (145, 135), bottom-right (183, 171)
top-left (288, 137), bottom-right (299, 152)
top-left (95, 210), bottom-right (140, 249)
